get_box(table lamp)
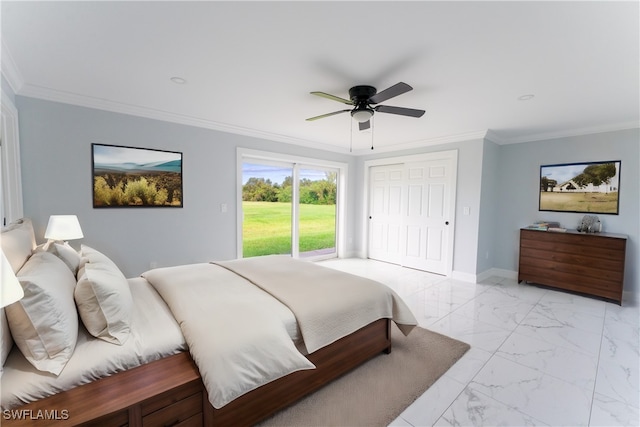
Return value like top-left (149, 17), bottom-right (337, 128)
top-left (44, 215), bottom-right (84, 249)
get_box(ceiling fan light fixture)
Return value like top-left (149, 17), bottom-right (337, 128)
top-left (351, 108), bottom-right (373, 123)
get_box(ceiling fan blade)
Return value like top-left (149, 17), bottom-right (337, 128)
top-left (368, 82), bottom-right (413, 104)
top-left (375, 105), bottom-right (425, 118)
top-left (310, 91), bottom-right (353, 105)
top-left (359, 120), bottom-right (371, 131)
top-left (306, 109), bottom-right (351, 121)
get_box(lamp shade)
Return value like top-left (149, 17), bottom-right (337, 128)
top-left (1, 250), bottom-right (24, 307)
top-left (44, 215), bottom-right (84, 241)
top-left (351, 108), bottom-right (373, 123)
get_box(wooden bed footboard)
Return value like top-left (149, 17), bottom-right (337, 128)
top-left (208, 318), bottom-right (392, 426)
top-left (2, 351), bottom-right (203, 427)
top-left (2, 319), bottom-right (391, 426)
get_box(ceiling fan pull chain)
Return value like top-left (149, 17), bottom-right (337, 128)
top-left (371, 118), bottom-right (374, 150)
top-left (349, 117), bottom-right (353, 153)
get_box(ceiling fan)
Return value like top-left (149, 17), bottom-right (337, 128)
top-left (305, 82), bottom-right (425, 131)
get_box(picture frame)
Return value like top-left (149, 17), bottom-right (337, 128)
top-left (539, 160), bottom-right (621, 214)
top-left (92, 143), bottom-right (183, 208)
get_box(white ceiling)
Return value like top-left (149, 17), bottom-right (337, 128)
top-left (2, 1), bottom-right (638, 154)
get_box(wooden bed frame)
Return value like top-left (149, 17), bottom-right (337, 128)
top-left (3, 318), bottom-right (391, 427)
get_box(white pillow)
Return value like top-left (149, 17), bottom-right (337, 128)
top-left (1, 218), bottom-right (36, 273)
top-left (75, 246), bottom-right (133, 345)
top-left (54, 243), bottom-right (81, 274)
top-left (79, 244), bottom-right (119, 270)
top-left (35, 242), bottom-right (82, 276)
top-left (5, 251), bottom-right (78, 375)
top-left (1, 308), bottom-right (12, 367)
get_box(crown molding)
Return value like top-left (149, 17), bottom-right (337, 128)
top-left (11, 79), bottom-right (639, 155)
top-left (350, 130), bottom-right (490, 155)
top-left (499, 122), bottom-right (640, 144)
top-left (1, 40), bottom-right (24, 93)
top-left (17, 82), bottom-right (355, 154)
top-left (483, 129), bottom-right (509, 145)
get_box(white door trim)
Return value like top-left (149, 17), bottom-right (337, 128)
top-left (362, 149), bottom-right (458, 276)
top-left (0, 92), bottom-right (23, 225)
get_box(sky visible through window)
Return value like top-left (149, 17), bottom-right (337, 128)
top-left (242, 163), bottom-right (329, 184)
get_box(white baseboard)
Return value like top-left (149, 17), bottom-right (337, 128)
top-left (451, 268), bottom-right (517, 284)
top-left (622, 290), bottom-right (640, 305)
top-left (451, 271), bottom-right (477, 283)
top-left (341, 250), bottom-right (364, 259)
top-left (479, 268), bottom-right (518, 282)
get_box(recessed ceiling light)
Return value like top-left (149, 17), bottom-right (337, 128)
top-left (170, 77), bottom-right (186, 84)
top-left (518, 94), bottom-right (535, 101)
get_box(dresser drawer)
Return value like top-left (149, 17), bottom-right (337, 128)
top-left (519, 248), bottom-right (625, 282)
top-left (519, 237), bottom-right (625, 261)
top-left (519, 264), bottom-right (623, 300)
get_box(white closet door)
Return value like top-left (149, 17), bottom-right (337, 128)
top-left (368, 164), bottom-right (404, 265)
top-left (401, 158), bottom-right (453, 274)
top-left (367, 153), bottom-right (455, 275)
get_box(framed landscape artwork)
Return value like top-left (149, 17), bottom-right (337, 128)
top-left (92, 143), bottom-right (183, 208)
top-left (539, 160), bottom-right (621, 214)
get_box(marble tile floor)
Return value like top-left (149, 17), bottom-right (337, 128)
top-left (319, 258), bottom-right (640, 427)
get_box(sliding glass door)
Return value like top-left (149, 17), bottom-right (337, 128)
top-left (240, 152), bottom-right (343, 260)
top-left (242, 162), bottom-right (293, 257)
top-left (298, 167), bottom-right (337, 258)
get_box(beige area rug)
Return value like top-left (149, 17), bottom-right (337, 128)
top-left (259, 325), bottom-right (470, 427)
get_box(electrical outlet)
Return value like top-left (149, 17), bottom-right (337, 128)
top-left (221, 203), bottom-right (228, 213)
top-left (463, 206), bottom-right (470, 215)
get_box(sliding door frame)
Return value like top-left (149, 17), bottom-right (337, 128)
top-left (236, 148), bottom-right (348, 260)
top-left (0, 92), bottom-right (23, 226)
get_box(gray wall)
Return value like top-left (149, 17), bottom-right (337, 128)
top-left (2, 76), bottom-right (16, 105)
top-left (495, 129), bottom-right (639, 298)
top-left (476, 139), bottom-right (500, 274)
top-left (16, 97), bottom-right (357, 277)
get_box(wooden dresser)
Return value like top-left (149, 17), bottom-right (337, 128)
top-left (518, 228), bottom-right (627, 304)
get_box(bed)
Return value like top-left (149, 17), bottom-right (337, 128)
top-left (1, 218), bottom-right (417, 426)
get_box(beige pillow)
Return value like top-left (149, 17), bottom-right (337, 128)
top-left (5, 251), bottom-right (78, 375)
top-left (35, 242), bottom-right (82, 276)
top-left (53, 243), bottom-right (81, 274)
top-left (1, 308), bottom-right (12, 367)
top-left (0, 218), bottom-right (36, 369)
top-left (75, 246), bottom-right (132, 345)
top-left (1, 218), bottom-right (36, 273)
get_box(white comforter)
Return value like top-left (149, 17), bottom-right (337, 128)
top-left (142, 263), bottom-right (314, 409)
top-left (214, 256), bottom-right (417, 353)
top-left (142, 256), bottom-right (417, 409)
